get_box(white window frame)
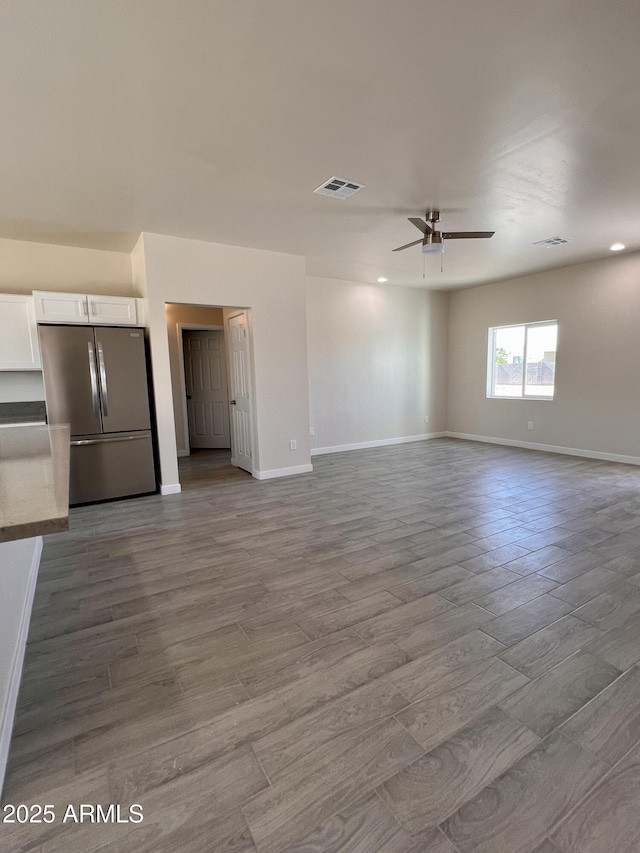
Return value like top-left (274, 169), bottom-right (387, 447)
top-left (487, 320), bottom-right (557, 401)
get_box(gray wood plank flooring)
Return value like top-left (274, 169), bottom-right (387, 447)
top-left (499, 651), bottom-right (621, 737)
top-left (377, 707), bottom-right (539, 831)
top-left (551, 740), bottom-right (640, 852)
top-left (3, 439), bottom-right (640, 852)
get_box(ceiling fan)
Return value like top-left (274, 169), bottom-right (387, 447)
top-left (393, 210), bottom-right (494, 254)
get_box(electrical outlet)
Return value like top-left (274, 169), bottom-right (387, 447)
top-left (527, 421), bottom-right (534, 430)
top-left (309, 426), bottom-right (315, 436)
top-left (424, 416), bottom-right (429, 424)
top-left (289, 439), bottom-right (297, 450)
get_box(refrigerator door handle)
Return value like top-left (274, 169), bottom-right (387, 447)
top-left (96, 342), bottom-right (109, 416)
top-left (71, 435), bottom-right (149, 446)
top-left (87, 342), bottom-right (101, 418)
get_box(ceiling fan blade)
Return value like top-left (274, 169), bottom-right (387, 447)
top-left (408, 217), bottom-right (433, 234)
top-left (392, 238), bottom-right (423, 252)
top-left (442, 231), bottom-right (494, 239)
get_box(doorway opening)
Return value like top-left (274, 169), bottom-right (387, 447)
top-left (165, 302), bottom-right (255, 485)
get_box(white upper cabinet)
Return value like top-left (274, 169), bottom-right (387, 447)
top-left (33, 291), bottom-right (139, 326)
top-left (87, 294), bottom-right (138, 325)
top-left (0, 294), bottom-right (41, 370)
top-left (33, 290), bottom-right (88, 323)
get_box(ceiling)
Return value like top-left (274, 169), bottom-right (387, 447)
top-left (1, 0), bottom-right (639, 289)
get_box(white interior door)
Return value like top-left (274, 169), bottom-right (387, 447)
top-left (227, 312), bottom-right (253, 473)
top-left (183, 329), bottom-right (231, 449)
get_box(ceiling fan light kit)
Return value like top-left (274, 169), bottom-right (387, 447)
top-left (421, 233), bottom-right (444, 254)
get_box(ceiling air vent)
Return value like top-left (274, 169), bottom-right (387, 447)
top-left (533, 236), bottom-right (571, 248)
top-left (313, 177), bottom-right (365, 200)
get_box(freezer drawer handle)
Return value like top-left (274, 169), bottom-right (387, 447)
top-left (96, 342), bottom-right (109, 416)
top-left (71, 435), bottom-right (150, 446)
top-left (87, 342), bottom-right (100, 418)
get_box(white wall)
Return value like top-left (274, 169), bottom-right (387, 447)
top-left (0, 237), bottom-right (133, 296)
top-left (306, 277), bottom-right (448, 452)
top-left (165, 302), bottom-right (225, 454)
top-left (139, 232), bottom-right (311, 489)
top-left (447, 251), bottom-right (640, 461)
top-left (131, 236), bottom-right (148, 299)
top-left (0, 372), bottom-right (44, 403)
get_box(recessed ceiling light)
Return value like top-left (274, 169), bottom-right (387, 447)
top-left (610, 242), bottom-right (625, 251)
top-left (377, 276), bottom-right (388, 283)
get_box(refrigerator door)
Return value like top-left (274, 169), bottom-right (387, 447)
top-left (69, 431), bottom-right (156, 504)
top-left (39, 325), bottom-right (103, 435)
top-left (93, 327), bottom-right (151, 433)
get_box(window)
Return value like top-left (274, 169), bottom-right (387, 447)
top-left (488, 321), bottom-right (557, 399)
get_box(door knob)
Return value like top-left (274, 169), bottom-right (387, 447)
top-left (186, 395), bottom-right (192, 400)
top-left (230, 399), bottom-right (237, 405)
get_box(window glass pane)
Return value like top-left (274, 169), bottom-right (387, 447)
top-left (493, 326), bottom-right (524, 397)
top-left (525, 324), bottom-right (557, 397)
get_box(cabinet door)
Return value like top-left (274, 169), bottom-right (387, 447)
top-left (88, 295), bottom-right (137, 326)
top-left (0, 295), bottom-right (41, 370)
top-left (33, 290), bottom-right (88, 323)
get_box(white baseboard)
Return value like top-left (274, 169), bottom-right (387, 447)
top-left (445, 432), bottom-right (640, 466)
top-left (177, 449), bottom-right (190, 458)
top-left (1, 536), bottom-right (42, 796)
top-left (254, 463), bottom-right (314, 480)
top-left (160, 483), bottom-right (182, 495)
top-left (311, 432), bottom-right (446, 457)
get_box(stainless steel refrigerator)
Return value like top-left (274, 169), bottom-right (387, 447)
top-left (39, 324), bottom-right (157, 505)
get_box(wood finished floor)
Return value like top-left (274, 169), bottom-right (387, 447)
top-left (3, 438), bottom-right (640, 852)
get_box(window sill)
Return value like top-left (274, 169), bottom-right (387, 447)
top-left (486, 395), bottom-right (555, 402)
